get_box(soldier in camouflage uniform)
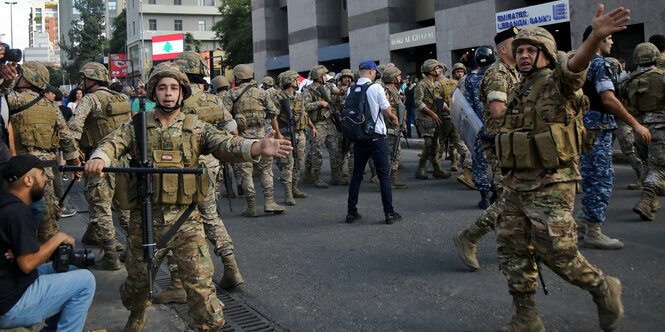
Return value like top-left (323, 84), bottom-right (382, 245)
top-left (6, 62), bottom-right (81, 243)
top-left (84, 63), bottom-right (292, 332)
top-left (382, 67), bottom-right (408, 189)
top-left (212, 75), bottom-right (230, 99)
top-left (223, 64), bottom-right (285, 217)
top-left (272, 70), bottom-right (315, 205)
top-left (626, 42), bottom-right (665, 221)
top-left (647, 34), bottom-right (665, 69)
top-left (150, 52), bottom-right (244, 305)
top-left (302, 64), bottom-right (348, 187)
top-left (334, 69), bottom-right (354, 177)
top-left (492, 14), bottom-right (629, 330)
top-left (453, 28), bottom-right (520, 271)
top-left (451, 62), bottom-right (467, 80)
top-left (67, 62), bottom-right (132, 270)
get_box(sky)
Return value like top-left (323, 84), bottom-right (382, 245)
top-left (0, 0), bottom-right (44, 52)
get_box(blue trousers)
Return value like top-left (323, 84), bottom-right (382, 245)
top-left (472, 135), bottom-right (491, 191)
top-left (347, 135), bottom-right (394, 216)
top-left (0, 264), bottom-right (96, 332)
top-left (580, 129), bottom-right (614, 223)
top-left (29, 197), bottom-right (45, 230)
top-left (406, 107), bottom-right (420, 138)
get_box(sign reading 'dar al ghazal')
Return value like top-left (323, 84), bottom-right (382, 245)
top-left (495, 0), bottom-right (569, 32)
top-left (390, 26), bottom-right (436, 51)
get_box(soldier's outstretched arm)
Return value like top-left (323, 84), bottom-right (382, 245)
top-left (569, 5), bottom-right (630, 72)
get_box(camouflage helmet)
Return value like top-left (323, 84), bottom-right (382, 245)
top-left (21, 61), bottom-right (50, 90)
top-left (262, 76), bottom-right (275, 86)
top-left (277, 70), bottom-right (299, 88)
top-left (633, 42), bottom-right (660, 65)
top-left (174, 51), bottom-right (210, 77)
top-left (309, 65), bottom-right (328, 80)
top-left (146, 62), bottom-right (192, 103)
top-left (511, 26), bottom-right (557, 62)
top-left (339, 69), bottom-right (354, 79)
top-left (440, 62), bottom-right (449, 73)
top-left (452, 62), bottom-right (467, 73)
top-left (232, 64), bottom-right (254, 80)
top-left (381, 66), bottom-right (402, 83)
top-left (79, 62), bottom-right (111, 84)
top-left (122, 85), bottom-right (134, 96)
top-left (421, 59), bottom-right (442, 74)
top-left (212, 75), bottom-right (230, 90)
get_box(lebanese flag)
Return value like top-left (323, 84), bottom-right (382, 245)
top-left (152, 33), bottom-right (184, 61)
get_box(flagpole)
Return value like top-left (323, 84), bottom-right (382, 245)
top-left (139, 0), bottom-right (146, 83)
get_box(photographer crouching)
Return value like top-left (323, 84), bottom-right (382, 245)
top-left (0, 154), bottom-right (95, 331)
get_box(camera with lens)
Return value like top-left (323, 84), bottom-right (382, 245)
top-left (51, 244), bottom-right (95, 272)
top-left (0, 43), bottom-right (22, 64)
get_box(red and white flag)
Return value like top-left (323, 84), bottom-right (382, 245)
top-left (152, 33), bottom-right (184, 61)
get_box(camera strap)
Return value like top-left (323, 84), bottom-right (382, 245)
top-left (156, 202), bottom-right (196, 250)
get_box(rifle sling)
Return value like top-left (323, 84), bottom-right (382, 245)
top-left (156, 202), bottom-right (197, 250)
top-left (10, 95), bottom-right (43, 116)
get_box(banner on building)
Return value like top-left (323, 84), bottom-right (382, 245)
top-left (495, 0), bottom-right (570, 32)
top-left (110, 54), bottom-right (128, 77)
top-left (152, 33), bottom-right (184, 61)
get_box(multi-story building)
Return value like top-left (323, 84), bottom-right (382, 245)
top-left (252, 0), bottom-right (665, 79)
top-left (125, 0), bottom-right (222, 82)
top-left (24, 32), bottom-right (61, 64)
top-left (29, 1), bottom-right (59, 48)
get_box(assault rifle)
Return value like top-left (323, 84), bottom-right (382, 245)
top-left (391, 104), bottom-right (406, 167)
top-left (430, 98), bottom-right (445, 153)
top-left (61, 107), bottom-right (205, 301)
top-left (316, 85), bottom-right (349, 154)
top-left (279, 98), bottom-right (298, 163)
top-left (221, 162), bottom-right (234, 211)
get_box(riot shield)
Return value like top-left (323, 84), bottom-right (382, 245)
top-left (450, 88), bottom-right (483, 148)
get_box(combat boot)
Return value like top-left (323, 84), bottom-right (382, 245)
top-left (498, 294), bottom-right (545, 332)
top-left (626, 180), bottom-right (643, 190)
top-left (478, 190), bottom-right (490, 209)
top-left (652, 198), bottom-right (661, 213)
top-left (94, 242), bottom-right (122, 270)
top-left (633, 186), bottom-right (657, 221)
top-left (314, 171), bottom-right (329, 188)
top-left (284, 185), bottom-right (296, 206)
top-left (582, 218), bottom-right (624, 250)
top-left (575, 218), bottom-right (587, 240)
top-left (123, 310), bottom-right (147, 332)
top-left (342, 168), bottom-right (349, 177)
top-left (432, 163), bottom-right (452, 179)
top-left (303, 166), bottom-right (314, 184)
top-left (82, 226), bottom-right (125, 251)
top-left (589, 276), bottom-right (624, 331)
top-left (398, 162), bottom-right (405, 170)
top-left (390, 170), bottom-right (408, 189)
top-left (292, 181), bottom-right (308, 198)
top-left (241, 197), bottom-right (259, 217)
top-left (456, 168), bottom-right (476, 190)
top-left (152, 274), bottom-right (187, 304)
top-left (264, 194), bottom-right (286, 213)
top-left (449, 152), bottom-right (458, 172)
top-left (452, 223), bottom-right (487, 271)
top-left (330, 168), bottom-right (349, 185)
top-left (219, 253), bottom-right (244, 289)
top-left (415, 158), bottom-right (428, 179)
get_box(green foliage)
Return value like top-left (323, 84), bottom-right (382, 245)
top-left (109, 8), bottom-right (127, 54)
top-left (46, 65), bottom-right (65, 87)
top-left (60, 0), bottom-right (106, 81)
top-left (184, 32), bottom-right (202, 53)
top-left (212, 0), bottom-right (252, 66)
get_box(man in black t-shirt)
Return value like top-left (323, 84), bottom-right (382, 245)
top-left (0, 154), bottom-right (95, 330)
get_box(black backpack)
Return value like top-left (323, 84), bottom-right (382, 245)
top-left (340, 82), bottom-right (378, 142)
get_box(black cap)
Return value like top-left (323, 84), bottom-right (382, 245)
top-left (495, 27), bottom-right (519, 45)
top-left (3, 154), bottom-right (56, 183)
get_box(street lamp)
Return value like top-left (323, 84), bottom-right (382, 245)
top-left (5, 1), bottom-right (17, 47)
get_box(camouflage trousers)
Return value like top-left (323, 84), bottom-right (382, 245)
top-left (309, 120), bottom-right (343, 171)
top-left (277, 130), bottom-right (307, 185)
top-left (435, 117), bottom-right (472, 169)
top-left (121, 207), bottom-right (224, 330)
top-left (580, 130), bottom-right (614, 223)
top-left (615, 120), bottom-right (646, 180)
top-left (497, 181), bottom-right (603, 295)
top-left (233, 155), bottom-right (275, 198)
top-left (37, 166), bottom-right (61, 243)
top-left (470, 150), bottom-right (503, 234)
top-left (387, 132), bottom-right (402, 172)
top-left (636, 123), bottom-right (665, 191)
top-left (472, 135), bottom-right (491, 191)
top-left (199, 155), bottom-right (233, 254)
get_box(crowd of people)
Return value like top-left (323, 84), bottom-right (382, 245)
top-left (0, 4), bottom-right (663, 332)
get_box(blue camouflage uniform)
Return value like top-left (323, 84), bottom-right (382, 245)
top-left (465, 69), bottom-right (492, 192)
top-left (580, 54), bottom-right (618, 224)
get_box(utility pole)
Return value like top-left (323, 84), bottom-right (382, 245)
top-left (5, 2), bottom-right (17, 47)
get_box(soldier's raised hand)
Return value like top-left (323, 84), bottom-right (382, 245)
top-left (591, 5), bottom-right (630, 39)
top-left (255, 130), bottom-right (293, 159)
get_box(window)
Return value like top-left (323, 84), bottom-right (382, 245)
top-left (149, 0), bottom-right (156, 4)
top-left (198, 20), bottom-right (205, 31)
top-left (174, 20), bottom-right (182, 31)
top-left (109, 1), bottom-right (117, 11)
top-left (174, 0), bottom-right (182, 5)
top-left (149, 19), bottom-right (156, 30)
top-left (198, 0), bottom-right (205, 6)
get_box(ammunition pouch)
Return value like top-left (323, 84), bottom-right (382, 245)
top-left (183, 91), bottom-right (225, 123)
top-left (13, 97), bottom-right (59, 153)
top-left (81, 90), bottom-right (131, 151)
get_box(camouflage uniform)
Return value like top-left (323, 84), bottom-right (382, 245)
top-left (91, 111), bottom-right (259, 330)
top-left (273, 89), bottom-right (308, 200)
top-left (414, 78), bottom-right (442, 174)
top-left (8, 88), bottom-right (79, 242)
top-left (385, 84), bottom-right (405, 174)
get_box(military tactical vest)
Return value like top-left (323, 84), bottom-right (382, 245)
top-left (305, 85), bottom-right (328, 123)
top-left (12, 94), bottom-right (59, 154)
top-left (438, 77), bottom-right (457, 109)
top-left (623, 67), bottom-right (665, 115)
top-left (116, 112), bottom-right (209, 209)
top-left (416, 80), bottom-right (440, 125)
top-left (231, 85), bottom-right (265, 132)
top-left (275, 91), bottom-right (307, 134)
top-left (81, 88), bottom-right (132, 152)
top-left (495, 69), bottom-right (591, 170)
top-left (182, 90), bottom-right (226, 123)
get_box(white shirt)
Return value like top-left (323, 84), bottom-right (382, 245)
top-left (347, 77), bottom-right (390, 135)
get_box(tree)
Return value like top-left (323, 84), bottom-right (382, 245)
top-left (60, 0), bottom-right (106, 81)
top-left (109, 8), bottom-right (127, 54)
top-left (184, 32), bottom-right (202, 53)
top-left (212, 0), bottom-right (252, 66)
top-left (46, 65), bottom-right (65, 87)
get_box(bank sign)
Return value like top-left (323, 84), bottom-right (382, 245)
top-left (390, 26), bottom-right (436, 51)
top-left (495, 0), bottom-right (569, 32)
